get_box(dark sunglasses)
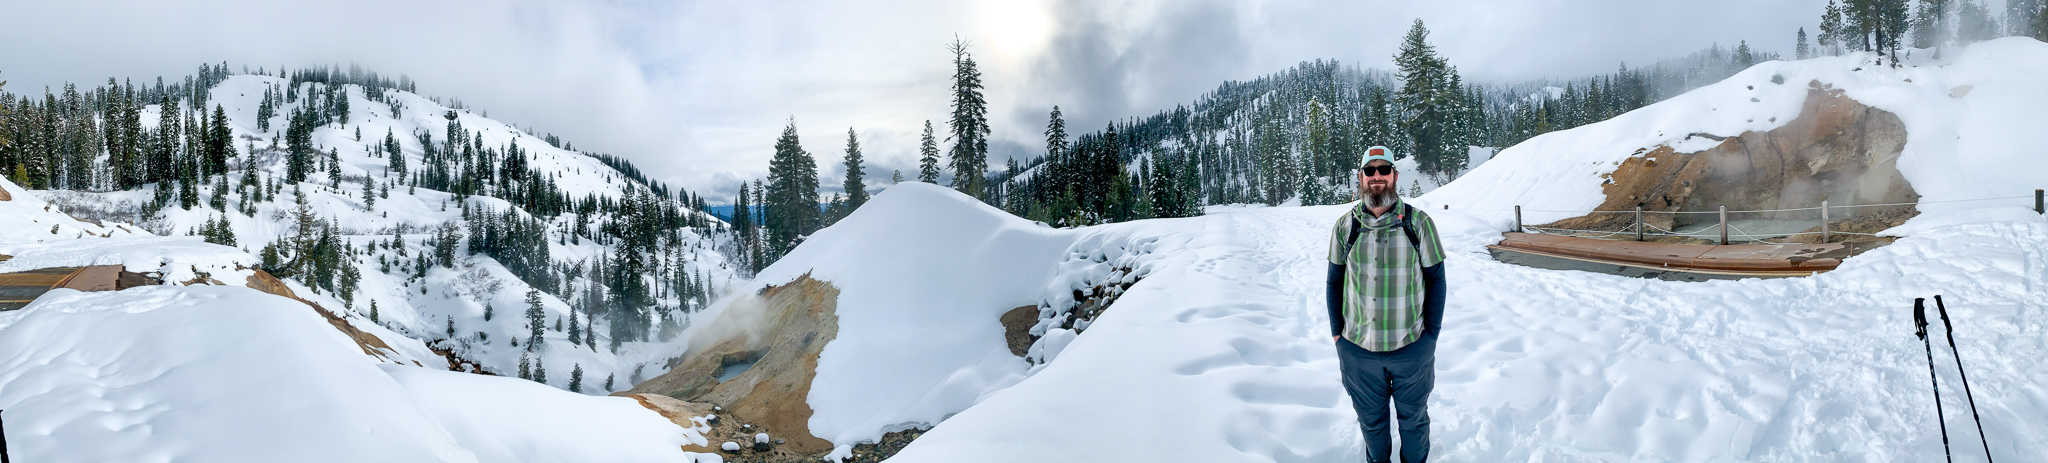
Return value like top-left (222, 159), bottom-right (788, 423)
top-left (1360, 165), bottom-right (1395, 176)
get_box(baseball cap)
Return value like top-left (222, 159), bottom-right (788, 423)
top-left (1361, 145), bottom-right (1395, 168)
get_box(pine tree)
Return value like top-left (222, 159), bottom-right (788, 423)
top-left (763, 119), bottom-right (819, 259)
top-left (604, 373), bottom-right (615, 392)
top-left (370, 299), bottom-right (380, 323)
top-left (1822, 0), bottom-right (1847, 54)
top-left (205, 105), bottom-right (233, 176)
top-left (1797, 27), bottom-right (1814, 59)
top-left (384, 128), bottom-right (405, 177)
top-left (532, 356), bottom-right (547, 384)
top-left (285, 106), bottom-right (312, 183)
top-left (518, 352), bottom-right (532, 379)
top-left (256, 86), bottom-right (274, 133)
top-left (840, 127), bottom-right (867, 212)
top-left (568, 306), bottom-right (583, 345)
top-left (731, 182), bottom-right (754, 273)
top-left (568, 364), bottom-right (584, 392)
top-left (946, 39), bottom-right (991, 199)
top-left (1914, 0), bottom-right (1951, 50)
top-left (1734, 40), bottom-right (1756, 68)
top-left (526, 288), bottom-right (546, 351)
top-left (1393, 19), bottom-right (1460, 179)
top-left (361, 178), bottom-right (376, 210)
top-left (917, 120), bottom-right (941, 183)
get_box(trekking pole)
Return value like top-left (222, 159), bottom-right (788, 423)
top-left (1933, 295), bottom-right (1994, 462)
top-left (1, 408), bottom-right (10, 463)
top-left (1914, 298), bottom-right (1953, 463)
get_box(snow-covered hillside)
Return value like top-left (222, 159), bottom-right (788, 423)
top-left (708, 39), bottom-right (2048, 461)
top-left (28, 72), bottom-right (742, 396)
top-left (0, 175), bottom-right (723, 462)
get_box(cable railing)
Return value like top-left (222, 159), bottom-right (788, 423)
top-left (1511, 189), bottom-right (2045, 245)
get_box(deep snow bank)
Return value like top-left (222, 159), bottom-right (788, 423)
top-left (0, 285), bottom-right (717, 462)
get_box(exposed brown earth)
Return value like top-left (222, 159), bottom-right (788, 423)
top-left (630, 273), bottom-right (840, 456)
top-left (1540, 82), bottom-right (1918, 248)
top-left (244, 269), bottom-right (422, 367)
top-left (1000, 305), bottom-right (1037, 358)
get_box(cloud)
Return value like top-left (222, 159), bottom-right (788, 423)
top-left (1, 0), bottom-right (1828, 203)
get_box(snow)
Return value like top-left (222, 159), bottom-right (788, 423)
top-left (729, 39), bottom-right (2048, 462)
top-left (722, 442), bottom-right (741, 452)
top-left (716, 182), bottom-right (1074, 458)
top-left (1430, 38), bottom-right (2048, 229)
top-left (0, 176), bottom-right (147, 243)
top-left (0, 283), bottom-right (716, 463)
top-left (382, 365), bottom-right (710, 462)
top-left (37, 72), bottom-right (743, 396)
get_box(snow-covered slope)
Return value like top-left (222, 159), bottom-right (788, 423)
top-left (40, 72), bottom-right (740, 396)
top-left (0, 179), bottom-right (721, 462)
top-left (713, 39), bottom-right (2048, 462)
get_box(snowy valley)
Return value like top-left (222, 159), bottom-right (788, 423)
top-left (2, 20), bottom-right (2047, 463)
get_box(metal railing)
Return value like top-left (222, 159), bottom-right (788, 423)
top-left (1511, 189), bottom-right (2045, 245)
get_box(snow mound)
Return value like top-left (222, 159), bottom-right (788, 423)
top-left (721, 182), bottom-right (1078, 457)
top-left (0, 285), bottom-right (715, 462)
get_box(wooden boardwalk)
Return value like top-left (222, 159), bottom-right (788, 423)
top-left (0, 266), bottom-right (156, 311)
top-left (1487, 232), bottom-right (1848, 282)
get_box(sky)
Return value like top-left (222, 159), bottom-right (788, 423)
top-left (0, 0), bottom-right (1848, 202)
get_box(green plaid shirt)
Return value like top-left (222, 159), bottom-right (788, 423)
top-left (1328, 199), bottom-right (1446, 352)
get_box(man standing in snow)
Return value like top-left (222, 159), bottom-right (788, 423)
top-left (1327, 145), bottom-right (1447, 463)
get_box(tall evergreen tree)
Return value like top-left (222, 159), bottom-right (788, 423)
top-left (1822, 0), bottom-right (1847, 54)
top-left (917, 120), bottom-right (941, 183)
top-left (763, 120), bottom-right (819, 259)
top-left (946, 39), bottom-right (991, 199)
top-left (384, 128), bottom-right (405, 177)
top-left (839, 127), bottom-right (867, 212)
top-left (205, 105), bottom-right (233, 177)
top-left (1393, 19), bottom-right (1460, 179)
top-left (1797, 27), bottom-right (1814, 59)
top-left (525, 288), bottom-right (546, 352)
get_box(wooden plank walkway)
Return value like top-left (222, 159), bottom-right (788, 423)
top-left (0, 266), bottom-right (155, 311)
top-left (1488, 232), bottom-right (1847, 281)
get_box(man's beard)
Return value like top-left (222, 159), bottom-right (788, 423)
top-left (1363, 182), bottom-right (1399, 209)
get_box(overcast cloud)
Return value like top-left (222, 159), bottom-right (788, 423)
top-left (1, 0), bottom-right (1831, 202)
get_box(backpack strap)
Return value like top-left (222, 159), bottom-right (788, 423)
top-left (1343, 203), bottom-right (1423, 258)
top-left (1395, 203), bottom-right (1421, 250)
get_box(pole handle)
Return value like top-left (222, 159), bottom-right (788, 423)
top-left (1913, 298), bottom-right (1929, 339)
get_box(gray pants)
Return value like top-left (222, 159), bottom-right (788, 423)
top-left (1336, 332), bottom-right (1436, 463)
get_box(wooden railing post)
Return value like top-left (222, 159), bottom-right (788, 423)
top-left (1514, 205), bottom-right (1523, 232)
top-left (1718, 205), bottom-right (1729, 245)
top-left (2035, 189), bottom-right (2044, 215)
top-left (1634, 206), bottom-right (1644, 241)
top-left (1821, 200), bottom-right (1831, 242)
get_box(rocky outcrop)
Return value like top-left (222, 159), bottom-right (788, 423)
top-left (630, 273), bottom-right (840, 455)
top-left (1542, 82), bottom-right (1917, 240)
top-left (245, 269), bottom-right (413, 365)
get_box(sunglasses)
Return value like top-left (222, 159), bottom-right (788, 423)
top-left (1360, 164), bottom-right (1395, 176)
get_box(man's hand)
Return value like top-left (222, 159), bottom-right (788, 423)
top-left (1332, 335), bottom-right (1341, 342)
